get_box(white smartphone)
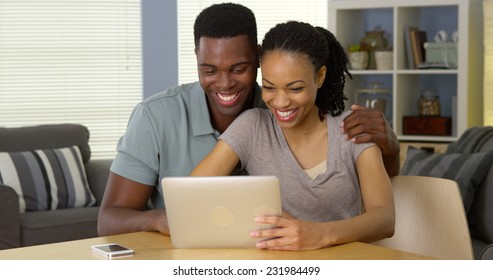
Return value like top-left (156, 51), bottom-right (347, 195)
top-left (91, 243), bottom-right (134, 259)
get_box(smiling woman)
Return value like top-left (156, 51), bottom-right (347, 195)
top-left (191, 21), bottom-right (395, 251)
top-left (260, 51), bottom-right (325, 127)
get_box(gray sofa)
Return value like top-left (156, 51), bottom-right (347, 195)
top-left (467, 133), bottom-right (493, 260)
top-left (0, 124), bottom-right (111, 249)
top-left (401, 127), bottom-right (493, 259)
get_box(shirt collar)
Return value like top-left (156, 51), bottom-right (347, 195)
top-left (191, 82), bottom-right (215, 136)
top-left (191, 82), bottom-right (263, 137)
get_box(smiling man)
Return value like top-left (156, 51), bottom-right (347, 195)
top-left (98, 3), bottom-right (263, 236)
top-left (196, 35), bottom-right (259, 133)
top-left (97, 3), bottom-right (399, 236)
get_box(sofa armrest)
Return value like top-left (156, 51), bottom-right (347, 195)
top-left (480, 243), bottom-right (493, 260)
top-left (0, 185), bottom-right (21, 249)
top-left (85, 159), bottom-right (112, 206)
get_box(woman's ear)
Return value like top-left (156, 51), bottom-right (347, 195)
top-left (316, 66), bottom-right (327, 88)
top-left (256, 44), bottom-right (261, 68)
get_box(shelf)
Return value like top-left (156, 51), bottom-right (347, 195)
top-left (329, 0), bottom-right (483, 141)
top-left (349, 69), bottom-right (459, 75)
top-left (398, 135), bottom-right (458, 142)
top-left (396, 69), bottom-right (459, 74)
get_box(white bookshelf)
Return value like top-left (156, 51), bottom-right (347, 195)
top-left (328, 0), bottom-right (484, 141)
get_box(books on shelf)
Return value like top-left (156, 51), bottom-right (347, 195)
top-left (404, 26), bottom-right (418, 69)
top-left (404, 26), bottom-right (427, 69)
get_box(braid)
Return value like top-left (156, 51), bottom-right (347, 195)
top-left (314, 27), bottom-right (351, 118)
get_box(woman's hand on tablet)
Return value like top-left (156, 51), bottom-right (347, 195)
top-left (251, 216), bottom-right (328, 251)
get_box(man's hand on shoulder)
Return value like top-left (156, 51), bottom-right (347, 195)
top-left (341, 104), bottom-right (400, 176)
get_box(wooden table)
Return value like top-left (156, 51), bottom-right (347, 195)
top-left (0, 231), bottom-right (433, 260)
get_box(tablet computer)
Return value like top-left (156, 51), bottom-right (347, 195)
top-left (161, 176), bottom-right (282, 248)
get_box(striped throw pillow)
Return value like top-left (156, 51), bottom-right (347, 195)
top-left (400, 146), bottom-right (493, 214)
top-left (0, 146), bottom-right (96, 212)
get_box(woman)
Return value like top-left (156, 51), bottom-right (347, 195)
top-left (191, 21), bottom-right (395, 251)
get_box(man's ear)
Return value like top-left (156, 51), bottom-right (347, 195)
top-left (317, 66), bottom-right (327, 88)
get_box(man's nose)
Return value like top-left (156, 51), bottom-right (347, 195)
top-left (217, 72), bottom-right (234, 90)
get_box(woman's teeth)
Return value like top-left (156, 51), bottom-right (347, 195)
top-left (277, 109), bottom-right (296, 118)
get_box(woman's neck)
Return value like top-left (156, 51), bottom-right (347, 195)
top-left (282, 112), bottom-right (326, 143)
top-left (281, 113), bottom-right (328, 170)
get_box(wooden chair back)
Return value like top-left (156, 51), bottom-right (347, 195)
top-left (374, 175), bottom-right (473, 260)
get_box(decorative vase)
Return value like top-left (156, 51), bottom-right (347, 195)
top-left (375, 51), bottom-right (393, 70)
top-left (360, 27), bottom-right (389, 69)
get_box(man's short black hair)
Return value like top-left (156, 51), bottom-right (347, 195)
top-left (193, 2), bottom-right (257, 49)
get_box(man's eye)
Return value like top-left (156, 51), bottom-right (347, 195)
top-left (232, 67), bottom-right (246, 74)
top-left (202, 68), bottom-right (216, 75)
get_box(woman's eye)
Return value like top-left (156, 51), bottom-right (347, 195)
top-left (290, 87), bottom-right (304, 93)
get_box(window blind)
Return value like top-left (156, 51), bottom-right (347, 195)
top-left (177, 0), bottom-right (328, 85)
top-left (0, 0), bottom-right (142, 159)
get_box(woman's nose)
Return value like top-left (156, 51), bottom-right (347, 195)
top-left (273, 91), bottom-right (290, 108)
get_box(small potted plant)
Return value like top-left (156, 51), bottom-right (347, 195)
top-left (347, 43), bottom-right (369, 70)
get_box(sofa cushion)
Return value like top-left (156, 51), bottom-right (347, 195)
top-left (400, 146), bottom-right (493, 214)
top-left (469, 136), bottom-right (493, 246)
top-left (0, 145), bottom-right (96, 212)
top-left (20, 206), bottom-right (99, 246)
top-left (470, 166), bottom-right (493, 244)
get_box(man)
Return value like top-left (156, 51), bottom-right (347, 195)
top-left (97, 3), bottom-right (399, 236)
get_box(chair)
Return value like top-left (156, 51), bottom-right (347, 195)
top-left (373, 175), bottom-right (474, 260)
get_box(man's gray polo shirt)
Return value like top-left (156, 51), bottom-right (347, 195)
top-left (110, 81), bottom-right (262, 208)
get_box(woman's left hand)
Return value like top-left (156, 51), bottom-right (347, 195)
top-left (250, 216), bottom-right (327, 251)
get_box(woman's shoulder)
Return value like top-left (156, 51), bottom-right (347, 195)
top-left (333, 110), bottom-right (352, 122)
top-left (226, 108), bottom-right (273, 135)
top-left (327, 110), bottom-right (352, 130)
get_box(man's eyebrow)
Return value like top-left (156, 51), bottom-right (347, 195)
top-left (198, 61), bottom-right (251, 68)
top-left (198, 63), bottom-right (216, 68)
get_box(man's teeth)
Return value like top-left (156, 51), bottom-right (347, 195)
top-left (277, 109), bottom-right (296, 118)
top-left (217, 93), bottom-right (238, 102)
